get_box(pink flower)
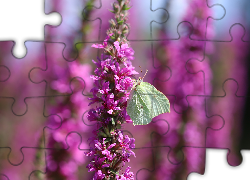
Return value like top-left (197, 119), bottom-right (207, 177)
top-left (91, 33), bottom-right (114, 49)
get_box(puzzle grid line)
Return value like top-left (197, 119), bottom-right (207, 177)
top-left (0, 0), bottom-right (249, 179)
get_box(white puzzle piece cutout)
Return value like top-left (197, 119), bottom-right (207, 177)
top-left (0, 0), bottom-right (61, 58)
top-left (188, 148), bottom-right (250, 180)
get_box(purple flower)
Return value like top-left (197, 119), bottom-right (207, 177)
top-left (85, 1), bottom-right (136, 179)
top-left (92, 33), bottom-right (114, 49)
top-left (149, 0), bottom-right (214, 178)
top-left (116, 166), bottom-right (134, 180)
top-left (45, 47), bottom-right (93, 179)
top-left (93, 170), bottom-right (106, 180)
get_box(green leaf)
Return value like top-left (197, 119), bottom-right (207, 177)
top-left (109, 9), bottom-right (115, 13)
top-left (110, 35), bottom-right (116, 40)
top-left (98, 131), bottom-right (107, 137)
top-left (111, 118), bottom-right (115, 125)
top-left (110, 169), bottom-right (119, 175)
top-left (123, 6), bottom-right (132, 10)
top-left (117, 124), bottom-right (121, 129)
top-left (117, 20), bottom-right (124, 25)
top-left (104, 137), bottom-right (112, 143)
top-left (126, 82), bottom-right (170, 126)
top-left (104, 127), bottom-right (110, 137)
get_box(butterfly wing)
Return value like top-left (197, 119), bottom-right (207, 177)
top-left (126, 88), bottom-right (152, 125)
top-left (138, 82), bottom-right (170, 119)
top-left (127, 82), bottom-right (170, 126)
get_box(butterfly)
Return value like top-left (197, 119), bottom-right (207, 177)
top-left (126, 70), bottom-right (170, 126)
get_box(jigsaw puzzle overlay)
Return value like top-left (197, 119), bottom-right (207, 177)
top-left (0, 0), bottom-right (250, 179)
top-left (189, 149), bottom-right (250, 180)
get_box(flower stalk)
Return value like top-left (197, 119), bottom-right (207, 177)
top-left (33, 0), bottom-right (96, 179)
top-left (85, 0), bottom-right (137, 179)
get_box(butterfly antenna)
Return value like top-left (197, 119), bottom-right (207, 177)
top-left (139, 66), bottom-right (142, 73)
top-left (142, 69), bottom-right (148, 80)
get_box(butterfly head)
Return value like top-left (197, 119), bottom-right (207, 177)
top-left (131, 78), bottom-right (141, 90)
top-left (131, 70), bottom-right (148, 90)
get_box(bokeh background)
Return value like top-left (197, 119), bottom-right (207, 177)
top-left (0, 0), bottom-right (250, 179)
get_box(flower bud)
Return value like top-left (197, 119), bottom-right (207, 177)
top-left (125, 11), bottom-right (128, 16)
top-left (124, 0), bottom-right (130, 5)
top-left (122, 24), bottom-right (128, 30)
top-left (117, 30), bottom-right (122, 35)
top-left (121, 37), bottom-right (128, 44)
top-left (122, 29), bottom-right (129, 35)
top-left (120, 13), bottom-right (125, 19)
top-left (120, 1), bottom-right (125, 7)
top-left (107, 28), bottom-right (116, 35)
top-left (113, 2), bottom-right (120, 13)
top-left (109, 19), bottom-right (116, 27)
top-left (115, 14), bottom-right (120, 21)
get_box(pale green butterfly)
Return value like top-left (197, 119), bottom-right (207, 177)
top-left (127, 70), bottom-right (170, 126)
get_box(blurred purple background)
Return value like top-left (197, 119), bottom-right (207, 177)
top-left (0, 0), bottom-right (250, 179)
